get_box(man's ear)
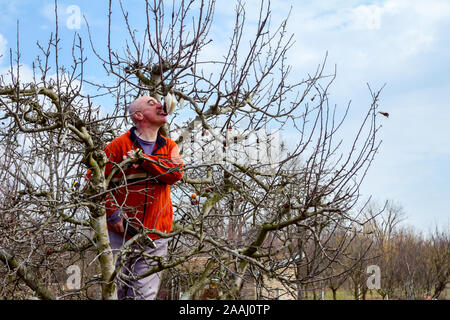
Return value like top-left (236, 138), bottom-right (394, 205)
top-left (133, 111), bottom-right (143, 122)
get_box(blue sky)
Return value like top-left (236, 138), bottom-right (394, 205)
top-left (1, 0), bottom-right (449, 233)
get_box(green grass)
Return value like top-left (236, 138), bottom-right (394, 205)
top-left (303, 289), bottom-right (384, 300)
top-left (303, 287), bottom-right (449, 300)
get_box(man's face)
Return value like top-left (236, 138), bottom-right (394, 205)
top-left (135, 97), bottom-right (168, 125)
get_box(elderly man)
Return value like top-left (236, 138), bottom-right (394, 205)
top-left (103, 96), bottom-right (183, 299)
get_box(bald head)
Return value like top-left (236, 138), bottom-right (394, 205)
top-left (128, 96), bottom-right (168, 127)
top-left (129, 96), bottom-right (150, 122)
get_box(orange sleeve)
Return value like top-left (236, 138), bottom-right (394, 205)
top-left (140, 140), bottom-right (184, 185)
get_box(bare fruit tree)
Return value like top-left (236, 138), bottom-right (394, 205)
top-left (0, 0), bottom-right (383, 300)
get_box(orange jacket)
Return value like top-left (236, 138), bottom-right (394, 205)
top-left (104, 127), bottom-right (183, 239)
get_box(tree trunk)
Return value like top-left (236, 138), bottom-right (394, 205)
top-left (90, 213), bottom-right (117, 300)
top-left (297, 284), bottom-right (304, 300)
top-left (354, 285), bottom-right (361, 300)
top-left (331, 288), bottom-right (338, 300)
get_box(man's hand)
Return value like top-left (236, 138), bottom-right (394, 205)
top-left (124, 150), bottom-right (142, 169)
top-left (110, 213), bottom-right (128, 233)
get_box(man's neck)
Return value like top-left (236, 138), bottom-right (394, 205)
top-left (136, 126), bottom-right (158, 142)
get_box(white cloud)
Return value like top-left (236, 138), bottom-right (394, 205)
top-left (0, 63), bottom-right (35, 85)
top-left (0, 33), bottom-right (7, 64)
top-left (287, 0), bottom-right (450, 72)
top-left (382, 85), bottom-right (450, 158)
top-left (264, 0), bottom-right (450, 232)
top-left (358, 81), bottom-right (450, 232)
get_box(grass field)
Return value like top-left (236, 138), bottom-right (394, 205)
top-left (301, 287), bottom-right (449, 300)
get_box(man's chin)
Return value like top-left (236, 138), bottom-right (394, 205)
top-left (148, 118), bottom-right (167, 127)
top-left (158, 117), bottom-right (168, 125)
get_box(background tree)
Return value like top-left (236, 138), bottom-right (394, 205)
top-left (428, 225), bottom-right (449, 299)
top-left (364, 200), bottom-right (449, 300)
top-left (364, 200), bottom-right (405, 299)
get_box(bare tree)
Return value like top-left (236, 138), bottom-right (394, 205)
top-left (428, 225), bottom-right (449, 299)
top-left (363, 200), bottom-right (405, 299)
top-left (0, 0), bottom-right (384, 300)
top-left (364, 201), bottom-right (449, 300)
